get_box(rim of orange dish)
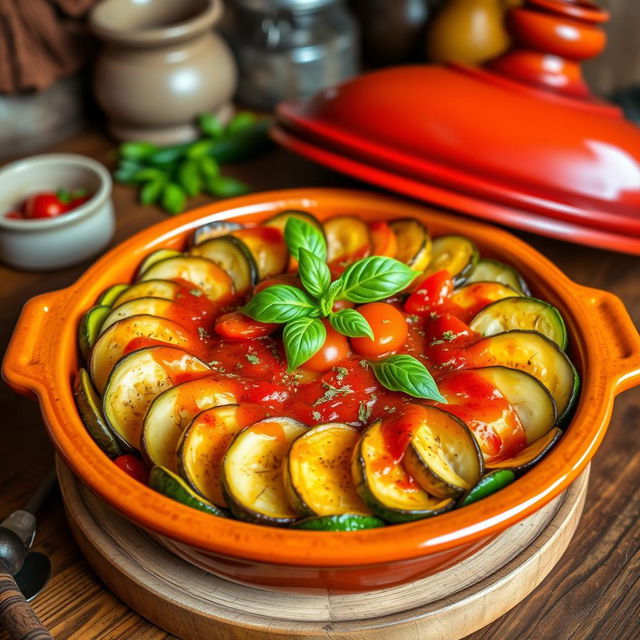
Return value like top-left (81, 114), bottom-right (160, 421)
top-left (4, 188), bottom-right (640, 567)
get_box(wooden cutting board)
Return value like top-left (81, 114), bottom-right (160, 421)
top-left (57, 460), bottom-right (588, 640)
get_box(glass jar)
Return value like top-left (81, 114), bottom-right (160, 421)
top-left (224, 0), bottom-right (359, 109)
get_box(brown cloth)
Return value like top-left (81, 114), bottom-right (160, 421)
top-left (0, 0), bottom-right (99, 94)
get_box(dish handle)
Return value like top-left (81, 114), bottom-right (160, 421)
top-left (2, 288), bottom-right (73, 398)
top-left (581, 287), bottom-right (640, 396)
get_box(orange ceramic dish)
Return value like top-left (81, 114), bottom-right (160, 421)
top-left (4, 189), bottom-right (640, 593)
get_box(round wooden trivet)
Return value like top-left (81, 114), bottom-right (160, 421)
top-left (57, 461), bottom-right (589, 640)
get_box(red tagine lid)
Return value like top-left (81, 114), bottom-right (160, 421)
top-left (273, 0), bottom-right (640, 254)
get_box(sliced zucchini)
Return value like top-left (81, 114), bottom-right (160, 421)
top-left (139, 255), bottom-right (235, 304)
top-left (470, 297), bottom-right (568, 350)
top-left (221, 417), bottom-right (307, 525)
top-left (449, 282), bottom-right (522, 321)
top-left (103, 346), bottom-right (211, 451)
top-left (283, 423), bottom-right (371, 518)
top-left (389, 218), bottom-right (432, 271)
top-left (421, 235), bottom-right (478, 285)
top-left (112, 279), bottom-right (184, 307)
top-left (351, 417), bottom-right (456, 523)
top-left (189, 236), bottom-right (258, 296)
top-left (96, 283), bottom-right (129, 306)
top-left (177, 403), bottom-right (268, 507)
top-left (90, 314), bottom-right (196, 393)
top-left (78, 305), bottom-right (112, 361)
top-left (461, 469), bottom-right (516, 506)
top-left (74, 368), bottom-right (124, 458)
top-left (149, 466), bottom-right (226, 517)
top-left (467, 366), bottom-right (557, 444)
top-left (190, 220), bottom-right (243, 247)
top-left (230, 227), bottom-right (288, 280)
top-left (466, 258), bottom-right (530, 295)
top-left (99, 297), bottom-right (195, 335)
top-left (141, 377), bottom-right (238, 472)
top-left (136, 248), bottom-right (182, 278)
top-left (402, 405), bottom-right (483, 499)
top-left (293, 514), bottom-right (385, 531)
top-left (465, 330), bottom-right (579, 422)
top-left (264, 210), bottom-right (324, 235)
top-left (486, 427), bottom-right (562, 473)
top-left (324, 215), bottom-right (371, 269)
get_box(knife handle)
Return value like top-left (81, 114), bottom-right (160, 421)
top-left (0, 573), bottom-right (53, 640)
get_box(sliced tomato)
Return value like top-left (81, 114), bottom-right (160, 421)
top-left (404, 270), bottom-right (454, 316)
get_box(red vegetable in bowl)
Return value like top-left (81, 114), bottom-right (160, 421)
top-left (5, 189), bottom-right (91, 220)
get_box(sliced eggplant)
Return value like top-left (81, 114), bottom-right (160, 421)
top-left (190, 220), bottom-right (243, 247)
top-left (96, 283), bottom-right (129, 306)
top-left (136, 248), bottom-right (182, 278)
top-left (112, 279), bottom-right (185, 307)
top-left (221, 417), bottom-right (307, 525)
top-left (449, 282), bottom-right (522, 322)
top-left (141, 377), bottom-right (238, 472)
top-left (466, 258), bottom-right (530, 295)
top-left (189, 235), bottom-right (258, 296)
top-left (389, 218), bottom-right (432, 271)
top-left (99, 297), bottom-right (193, 335)
top-left (461, 469), bottom-right (516, 506)
top-left (421, 235), bottom-right (478, 285)
top-left (149, 466), bottom-right (226, 517)
top-left (102, 346), bottom-right (211, 451)
top-left (177, 403), bottom-right (268, 507)
top-left (402, 405), bottom-right (483, 499)
top-left (351, 416), bottom-right (456, 523)
top-left (465, 330), bottom-right (579, 422)
top-left (139, 255), bottom-right (235, 304)
top-left (89, 314), bottom-right (196, 393)
top-left (230, 227), bottom-right (288, 280)
top-left (78, 305), bottom-right (111, 361)
top-left (264, 210), bottom-right (324, 235)
top-left (74, 368), bottom-right (124, 458)
top-left (293, 514), bottom-right (385, 531)
top-left (283, 423), bottom-right (371, 518)
top-left (470, 297), bottom-right (568, 350)
top-left (324, 215), bottom-right (371, 269)
top-left (486, 427), bottom-right (562, 473)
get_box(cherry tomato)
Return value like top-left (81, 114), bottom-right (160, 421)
top-left (350, 302), bottom-right (408, 358)
top-left (214, 311), bottom-right (278, 340)
top-left (24, 192), bottom-right (70, 219)
top-left (404, 270), bottom-right (454, 316)
top-left (332, 299), bottom-right (355, 312)
top-left (370, 221), bottom-right (397, 257)
top-left (303, 319), bottom-right (351, 372)
top-left (114, 454), bottom-right (149, 484)
top-left (253, 273), bottom-right (301, 295)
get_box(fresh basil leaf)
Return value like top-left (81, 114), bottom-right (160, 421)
top-left (371, 354), bottom-right (446, 402)
top-left (198, 112), bottom-right (224, 139)
top-left (161, 183), bottom-right (187, 215)
top-left (329, 309), bottom-right (374, 339)
top-left (298, 248), bottom-right (331, 299)
top-left (226, 111), bottom-right (257, 136)
top-left (320, 278), bottom-right (344, 315)
top-left (283, 317), bottom-right (326, 370)
top-left (284, 217), bottom-right (327, 262)
top-left (338, 257), bottom-right (417, 303)
top-left (241, 285), bottom-right (319, 323)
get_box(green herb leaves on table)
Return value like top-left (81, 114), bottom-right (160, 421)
top-left (241, 217), bottom-right (445, 401)
top-left (114, 111), bottom-right (273, 215)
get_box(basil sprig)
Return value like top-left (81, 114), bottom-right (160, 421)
top-left (372, 355), bottom-right (446, 402)
top-left (241, 217), bottom-right (444, 402)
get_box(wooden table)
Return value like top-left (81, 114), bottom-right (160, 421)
top-left (1, 130), bottom-right (638, 640)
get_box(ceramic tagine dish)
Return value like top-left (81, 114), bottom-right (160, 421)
top-left (273, 0), bottom-right (640, 254)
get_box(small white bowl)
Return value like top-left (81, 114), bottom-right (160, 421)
top-left (0, 154), bottom-right (115, 270)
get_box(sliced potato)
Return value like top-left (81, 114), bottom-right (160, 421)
top-left (402, 405), bottom-right (483, 499)
top-left (230, 227), bottom-right (288, 280)
top-left (189, 235), bottom-right (258, 296)
top-left (389, 218), bottom-right (431, 271)
top-left (141, 377), bottom-right (239, 472)
top-left (136, 249), bottom-right (182, 278)
top-left (90, 314), bottom-right (197, 393)
top-left (140, 255), bottom-right (235, 304)
top-left (421, 235), bottom-right (478, 285)
top-left (470, 297), bottom-right (567, 350)
top-left (352, 411), bottom-right (456, 523)
top-left (283, 423), bottom-right (371, 517)
top-left (486, 427), bottom-right (562, 473)
top-left (103, 346), bottom-right (211, 451)
top-left (222, 417), bottom-right (307, 525)
top-left (177, 403), bottom-right (269, 507)
top-left (324, 215), bottom-right (371, 270)
top-left (466, 258), bottom-right (530, 294)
